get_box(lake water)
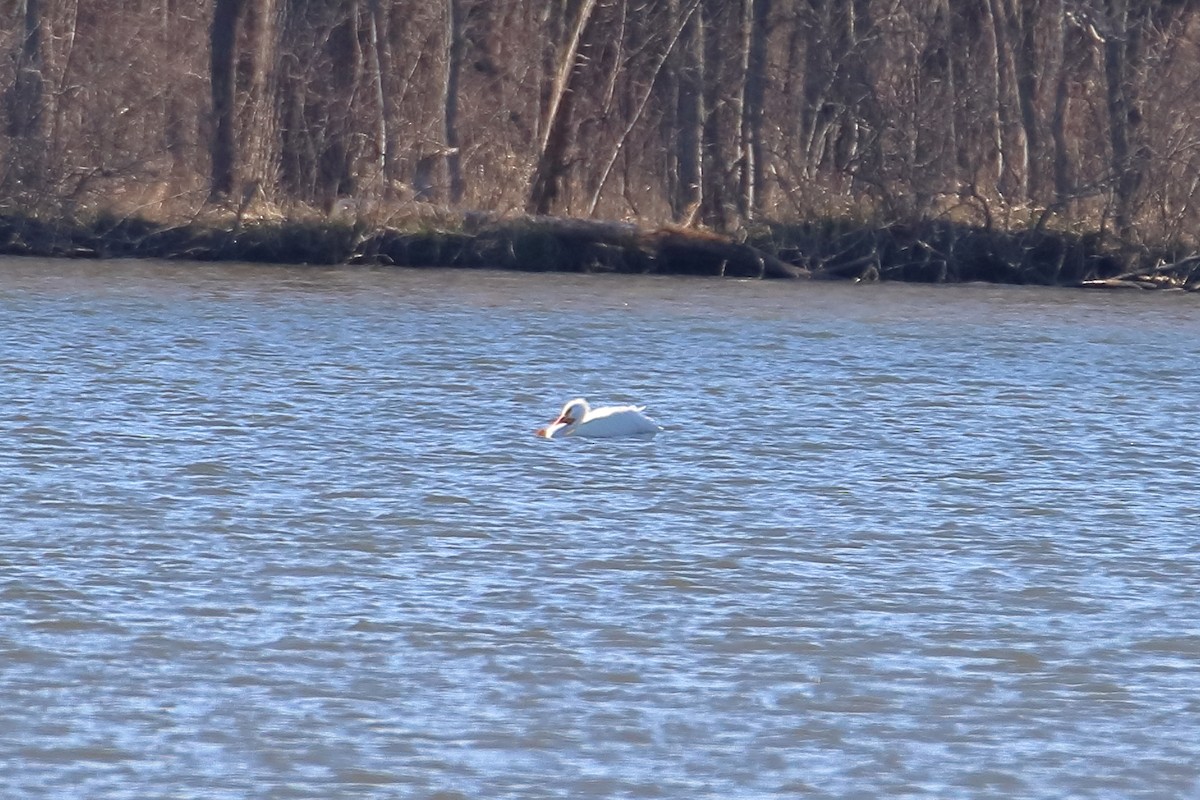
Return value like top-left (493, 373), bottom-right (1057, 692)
top-left (1, 256), bottom-right (1198, 799)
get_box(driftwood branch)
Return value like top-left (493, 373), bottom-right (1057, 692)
top-left (1081, 252), bottom-right (1200, 289)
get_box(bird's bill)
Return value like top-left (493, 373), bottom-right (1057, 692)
top-left (536, 420), bottom-right (571, 438)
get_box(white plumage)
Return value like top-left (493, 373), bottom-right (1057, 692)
top-left (535, 397), bottom-right (660, 439)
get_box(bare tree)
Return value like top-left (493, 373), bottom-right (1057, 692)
top-left (209, 0), bottom-right (242, 201)
top-left (698, 0), bottom-right (730, 228)
top-left (443, 0), bottom-right (465, 204)
top-left (6, 0), bottom-right (48, 191)
top-left (587, 0), bottom-right (701, 217)
top-left (5, 0), bottom-right (1200, 249)
top-left (366, 0), bottom-right (393, 189)
top-left (526, 0), bottom-right (598, 215)
top-left (276, 0), bottom-right (362, 208)
top-left (209, 0), bottom-right (279, 205)
top-left (241, 0), bottom-right (281, 196)
top-left (1007, 0), bottom-right (1042, 200)
top-left (1102, 0), bottom-right (1146, 238)
top-left (667, 0), bottom-right (703, 221)
top-left (737, 0), bottom-right (771, 220)
top-left (1053, 1), bottom-right (1093, 209)
top-left (797, 0), bottom-right (879, 187)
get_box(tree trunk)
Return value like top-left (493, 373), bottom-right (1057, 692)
top-left (367, 0), bottom-right (393, 189)
top-left (318, 2), bottom-right (360, 208)
top-left (163, 0), bottom-right (188, 179)
top-left (699, 0), bottom-right (728, 229)
top-left (948, 3), bottom-right (983, 176)
top-left (526, 0), bottom-right (599, 215)
top-left (8, 0), bottom-right (47, 189)
top-left (1051, 0), bottom-right (1074, 206)
top-left (587, 0), bottom-right (701, 217)
top-left (738, 0), bottom-right (771, 220)
top-left (1008, 0), bottom-right (1040, 201)
top-left (1104, 0), bottom-right (1145, 238)
top-left (240, 0), bottom-right (279, 196)
top-left (983, 0), bottom-right (1013, 197)
top-left (443, 0), bottom-right (465, 205)
top-left (799, 0), bottom-right (875, 182)
top-left (668, 0), bottom-right (703, 221)
top-left (209, 0), bottom-right (242, 201)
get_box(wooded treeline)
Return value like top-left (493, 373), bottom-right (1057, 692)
top-left (4, 0), bottom-right (1200, 250)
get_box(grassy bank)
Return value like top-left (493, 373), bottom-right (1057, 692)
top-left (1, 209), bottom-right (1197, 290)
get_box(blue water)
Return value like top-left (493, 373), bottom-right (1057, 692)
top-left (2, 258), bottom-right (1198, 798)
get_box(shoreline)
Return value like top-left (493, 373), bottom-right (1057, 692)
top-left (1, 210), bottom-right (1197, 291)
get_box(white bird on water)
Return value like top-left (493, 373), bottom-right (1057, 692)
top-left (535, 397), bottom-right (661, 439)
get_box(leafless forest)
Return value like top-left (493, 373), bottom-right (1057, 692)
top-left (3, 0), bottom-right (1200, 252)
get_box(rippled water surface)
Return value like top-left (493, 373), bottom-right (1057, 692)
top-left (2, 257), bottom-right (1199, 799)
